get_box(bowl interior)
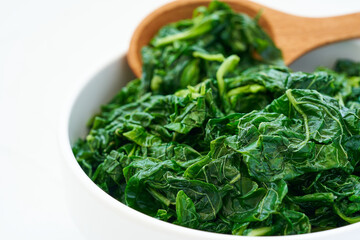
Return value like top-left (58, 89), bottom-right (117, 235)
top-left (68, 55), bottom-right (134, 145)
top-left (290, 39), bottom-right (360, 71)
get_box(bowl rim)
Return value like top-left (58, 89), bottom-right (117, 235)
top-left (58, 53), bottom-right (360, 239)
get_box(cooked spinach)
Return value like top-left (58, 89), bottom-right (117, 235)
top-left (72, 0), bottom-right (360, 236)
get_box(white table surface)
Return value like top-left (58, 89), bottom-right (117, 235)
top-left (1, 0), bottom-right (360, 239)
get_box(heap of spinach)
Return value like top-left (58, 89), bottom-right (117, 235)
top-left (73, 1), bottom-right (360, 236)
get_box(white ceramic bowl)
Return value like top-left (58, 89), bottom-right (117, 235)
top-left (59, 40), bottom-right (360, 240)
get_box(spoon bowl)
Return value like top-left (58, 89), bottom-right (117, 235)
top-left (127, 0), bottom-right (360, 78)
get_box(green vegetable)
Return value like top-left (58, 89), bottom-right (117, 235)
top-left (141, 0), bottom-right (283, 95)
top-left (72, 0), bottom-right (360, 236)
top-left (335, 59), bottom-right (360, 77)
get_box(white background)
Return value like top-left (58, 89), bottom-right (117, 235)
top-left (1, 0), bottom-right (360, 239)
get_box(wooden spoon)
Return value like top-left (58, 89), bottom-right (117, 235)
top-left (127, 0), bottom-right (360, 78)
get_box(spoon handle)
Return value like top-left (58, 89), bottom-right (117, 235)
top-left (261, 8), bottom-right (360, 64)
